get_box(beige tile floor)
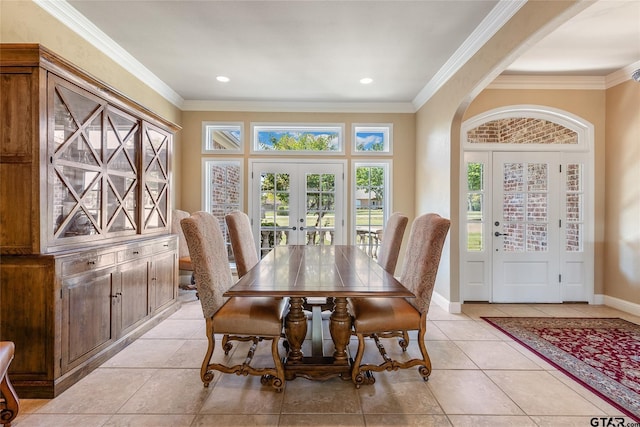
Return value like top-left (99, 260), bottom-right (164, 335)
top-left (11, 291), bottom-right (640, 427)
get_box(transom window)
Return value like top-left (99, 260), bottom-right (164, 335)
top-left (202, 122), bottom-right (243, 154)
top-left (353, 124), bottom-right (392, 154)
top-left (251, 123), bottom-right (344, 154)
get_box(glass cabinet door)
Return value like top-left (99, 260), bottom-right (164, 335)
top-left (105, 107), bottom-right (139, 234)
top-left (141, 122), bottom-right (171, 233)
top-left (51, 76), bottom-right (107, 241)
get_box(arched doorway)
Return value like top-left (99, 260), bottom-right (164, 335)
top-left (459, 105), bottom-right (594, 303)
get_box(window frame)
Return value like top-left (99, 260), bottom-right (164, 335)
top-left (202, 158), bottom-right (244, 215)
top-left (352, 123), bottom-right (393, 155)
top-left (250, 122), bottom-right (345, 155)
top-left (202, 121), bottom-right (244, 154)
top-left (351, 160), bottom-right (392, 246)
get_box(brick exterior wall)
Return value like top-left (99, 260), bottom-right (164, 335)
top-left (467, 118), bottom-right (578, 144)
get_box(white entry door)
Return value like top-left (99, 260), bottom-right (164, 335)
top-left (492, 152), bottom-right (561, 302)
top-left (250, 161), bottom-right (345, 257)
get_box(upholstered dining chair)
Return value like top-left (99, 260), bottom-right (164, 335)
top-left (181, 211), bottom-right (287, 392)
top-left (172, 209), bottom-right (196, 291)
top-left (224, 210), bottom-right (259, 278)
top-left (376, 212), bottom-right (408, 276)
top-left (349, 213), bottom-right (450, 388)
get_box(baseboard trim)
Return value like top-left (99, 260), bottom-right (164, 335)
top-left (435, 293), bottom-right (639, 316)
top-left (432, 291), bottom-right (462, 314)
top-left (601, 294), bottom-right (640, 317)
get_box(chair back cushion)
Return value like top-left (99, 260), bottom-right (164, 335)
top-left (181, 211), bottom-right (234, 318)
top-left (172, 209), bottom-right (191, 258)
top-left (376, 212), bottom-right (408, 275)
top-left (225, 211), bottom-right (259, 277)
top-left (400, 213), bottom-right (450, 313)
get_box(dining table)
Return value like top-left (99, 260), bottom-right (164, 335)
top-left (224, 244), bottom-right (414, 381)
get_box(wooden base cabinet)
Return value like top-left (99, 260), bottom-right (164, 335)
top-left (1, 235), bottom-right (178, 398)
top-left (0, 44), bottom-right (181, 398)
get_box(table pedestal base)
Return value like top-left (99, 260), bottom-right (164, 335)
top-left (284, 357), bottom-right (351, 381)
top-left (283, 298), bottom-right (353, 381)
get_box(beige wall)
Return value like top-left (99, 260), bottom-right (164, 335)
top-left (180, 111), bottom-right (416, 243)
top-left (463, 89), bottom-right (607, 296)
top-left (604, 80), bottom-right (640, 304)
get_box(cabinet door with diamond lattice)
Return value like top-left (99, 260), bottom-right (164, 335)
top-left (140, 122), bottom-right (171, 234)
top-left (49, 75), bottom-right (108, 249)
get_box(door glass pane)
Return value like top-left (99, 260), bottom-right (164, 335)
top-left (503, 193), bottom-right (525, 221)
top-left (106, 176), bottom-right (136, 232)
top-left (305, 173), bottom-right (335, 246)
top-left (565, 163), bottom-right (584, 252)
top-left (144, 181), bottom-right (167, 229)
top-left (503, 163), bottom-right (524, 191)
top-left (106, 112), bottom-right (138, 173)
top-left (527, 193), bottom-right (548, 221)
top-left (527, 163), bottom-right (547, 191)
top-left (143, 129), bottom-right (168, 180)
top-left (527, 224), bottom-right (548, 252)
top-left (503, 223), bottom-right (524, 252)
top-left (355, 165), bottom-right (384, 258)
top-left (466, 162), bottom-right (484, 251)
top-left (54, 86), bottom-right (103, 164)
top-left (260, 172), bottom-right (290, 256)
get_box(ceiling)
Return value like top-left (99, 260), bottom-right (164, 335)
top-left (47, 0), bottom-right (640, 111)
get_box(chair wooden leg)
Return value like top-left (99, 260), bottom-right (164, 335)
top-left (351, 333), bottom-right (366, 388)
top-left (416, 327), bottom-right (432, 381)
top-left (201, 318), bottom-right (216, 387)
top-left (222, 334), bottom-right (233, 355)
top-left (399, 330), bottom-right (410, 351)
top-left (0, 372), bottom-right (19, 427)
top-left (269, 337), bottom-right (285, 392)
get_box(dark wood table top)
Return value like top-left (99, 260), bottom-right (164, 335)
top-left (224, 245), bottom-right (414, 298)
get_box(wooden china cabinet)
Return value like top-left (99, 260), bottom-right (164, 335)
top-left (0, 44), bottom-right (181, 398)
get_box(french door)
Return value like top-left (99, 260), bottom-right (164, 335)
top-left (250, 161), bottom-right (345, 257)
top-left (492, 152), bottom-right (561, 302)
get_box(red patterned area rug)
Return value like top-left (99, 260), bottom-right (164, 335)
top-left (482, 317), bottom-right (640, 421)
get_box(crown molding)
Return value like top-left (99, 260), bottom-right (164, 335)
top-left (34, 0), bottom-right (185, 108)
top-left (605, 60), bottom-right (640, 88)
top-left (181, 100), bottom-right (415, 114)
top-left (488, 59), bottom-right (640, 90)
top-left (488, 75), bottom-right (606, 90)
top-left (412, 0), bottom-right (526, 110)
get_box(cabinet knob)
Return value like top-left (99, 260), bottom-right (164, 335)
top-left (133, 251), bottom-right (139, 255)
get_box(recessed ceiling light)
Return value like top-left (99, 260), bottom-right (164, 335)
top-left (216, 76), bottom-right (230, 83)
top-left (360, 77), bottom-right (373, 85)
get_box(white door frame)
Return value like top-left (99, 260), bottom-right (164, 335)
top-left (459, 105), bottom-right (595, 303)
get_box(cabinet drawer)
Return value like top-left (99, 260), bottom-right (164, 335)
top-left (61, 252), bottom-right (116, 277)
top-left (118, 239), bottom-right (176, 262)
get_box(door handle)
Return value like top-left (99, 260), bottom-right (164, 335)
top-left (494, 231), bottom-right (509, 237)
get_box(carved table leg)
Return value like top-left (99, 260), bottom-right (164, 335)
top-left (329, 297), bottom-right (351, 364)
top-left (284, 297), bottom-right (307, 363)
